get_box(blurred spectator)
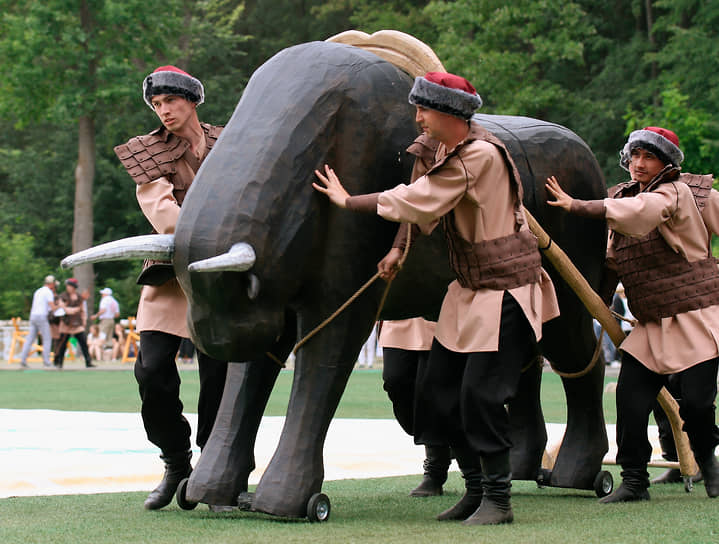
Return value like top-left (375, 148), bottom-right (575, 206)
top-left (18, 275), bottom-right (58, 368)
top-left (92, 287), bottom-right (120, 349)
top-left (53, 278), bottom-right (95, 368)
top-left (87, 323), bottom-right (107, 362)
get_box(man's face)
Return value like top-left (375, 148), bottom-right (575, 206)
top-left (415, 105), bottom-right (451, 141)
top-left (628, 147), bottom-right (666, 185)
top-left (151, 94), bottom-right (196, 133)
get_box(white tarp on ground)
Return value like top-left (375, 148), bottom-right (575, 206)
top-left (0, 409), bottom-right (660, 498)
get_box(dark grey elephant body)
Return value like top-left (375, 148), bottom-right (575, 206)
top-left (173, 41), bottom-right (608, 517)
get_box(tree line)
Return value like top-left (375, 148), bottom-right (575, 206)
top-left (0, 0), bottom-right (717, 317)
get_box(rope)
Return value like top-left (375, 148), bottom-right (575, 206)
top-left (546, 324), bottom-right (603, 379)
top-left (276, 225), bottom-right (414, 360)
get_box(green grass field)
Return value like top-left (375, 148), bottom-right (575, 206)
top-left (0, 366), bottom-right (615, 423)
top-left (2, 367), bottom-right (718, 544)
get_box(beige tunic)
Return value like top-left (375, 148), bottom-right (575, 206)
top-left (377, 129), bottom-right (559, 353)
top-left (134, 143), bottom-right (207, 337)
top-left (605, 181), bottom-right (719, 373)
top-left (379, 318), bottom-right (436, 351)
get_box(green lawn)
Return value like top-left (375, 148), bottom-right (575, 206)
top-left (2, 473), bottom-right (717, 544)
top-left (3, 367), bottom-right (718, 544)
top-left (0, 366), bottom-right (617, 423)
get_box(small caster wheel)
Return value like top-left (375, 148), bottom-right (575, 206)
top-left (536, 468), bottom-right (552, 488)
top-left (593, 470), bottom-right (613, 498)
top-left (237, 491), bottom-right (255, 511)
top-left (306, 493), bottom-right (331, 522)
top-left (176, 478), bottom-right (198, 510)
top-left (684, 476), bottom-right (694, 493)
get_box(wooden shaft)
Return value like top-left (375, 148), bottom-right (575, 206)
top-left (524, 207), bottom-right (698, 477)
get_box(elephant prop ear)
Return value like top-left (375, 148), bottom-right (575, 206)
top-left (326, 30), bottom-right (445, 78)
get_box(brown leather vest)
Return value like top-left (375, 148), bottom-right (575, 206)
top-left (114, 122), bottom-right (223, 285)
top-left (60, 292), bottom-right (84, 328)
top-left (114, 122), bottom-right (222, 205)
top-left (434, 123), bottom-right (541, 290)
top-left (612, 168), bottom-right (719, 323)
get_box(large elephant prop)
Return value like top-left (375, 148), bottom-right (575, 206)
top-left (65, 39), bottom-right (609, 518)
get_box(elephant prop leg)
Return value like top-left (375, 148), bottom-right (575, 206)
top-left (252, 331), bottom-right (361, 517)
top-left (542, 316), bottom-right (608, 489)
top-left (186, 358), bottom-right (281, 506)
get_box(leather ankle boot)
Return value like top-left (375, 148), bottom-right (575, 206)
top-left (410, 445), bottom-right (451, 497)
top-left (599, 468), bottom-right (650, 503)
top-left (696, 454), bottom-right (719, 498)
top-left (437, 447), bottom-right (482, 521)
top-left (463, 451), bottom-right (513, 526)
top-left (144, 450), bottom-right (192, 510)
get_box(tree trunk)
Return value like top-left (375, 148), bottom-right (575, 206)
top-left (73, 114), bottom-right (95, 313)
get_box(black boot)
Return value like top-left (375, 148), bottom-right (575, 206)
top-left (436, 448), bottom-right (482, 521)
top-left (599, 468), bottom-right (650, 503)
top-left (144, 450), bottom-right (192, 510)
top-left (463, 451), bottom-right (513, 526)
top-left (651, 467), bottom-right (703, 485)
top-left (696, 454), bottom-right (719, 498)
top-left (650, 468), bottom-right (682, 484)
top-left (410, 445), bottom-right (451, 497)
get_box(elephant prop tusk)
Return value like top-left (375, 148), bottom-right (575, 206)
top-left (61, 234), bottom-right (175, 269)
top-left (188, 242), bottom-right (256, 273)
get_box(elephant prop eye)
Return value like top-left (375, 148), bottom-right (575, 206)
top-left (246, 273), bottom-right (260, 300)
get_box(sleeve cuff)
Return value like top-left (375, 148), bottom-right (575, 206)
top-left (570, 199), bottom-right (606, 219)
top-left (345, 193), bottom-right (380, 213)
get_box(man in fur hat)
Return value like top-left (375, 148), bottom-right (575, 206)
top-left (547, 126), bottom-right (719, 502)
top-left (114, 65), bottom-right (228, 510)
top-left (314, 71), bottom-right (559, 525)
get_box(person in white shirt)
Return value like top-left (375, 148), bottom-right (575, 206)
top-left (92, 287), bottom-right (120, 349)
top-left (19, 275), bottom-right (58, 368)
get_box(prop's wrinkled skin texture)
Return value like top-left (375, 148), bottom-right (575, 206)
top-left (173, 42), bottom-right (609, 517)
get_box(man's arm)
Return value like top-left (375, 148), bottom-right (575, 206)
top-left (136, 178), bottom-right (181, 233)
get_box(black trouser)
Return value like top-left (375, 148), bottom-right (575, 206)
top-left (134, 330), bottom-right (228, 454)
top-left (414, 292), bottom-right (537, 455)
top-left (652, 374), bottom-right (682, 461)
top-left (54, 331), bottom-right (92, 367)
top-left (616, 353), bottom-right (719, 470)
top-left (382, 347), bottom-right (429, 435)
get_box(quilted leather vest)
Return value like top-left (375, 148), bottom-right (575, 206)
top-left (114, 122), bottom-right (222, 205)
top-left (436, 123), bottom-right (541, 290)
top-left (114, 123), bottom-right (223, 285)
top-left (612, 168), bottom-right (719, 323)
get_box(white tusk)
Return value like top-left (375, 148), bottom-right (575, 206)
top-left (188, 243), bottom-right (256, 273)
top-left (61, 234), bottom-right (175, 269)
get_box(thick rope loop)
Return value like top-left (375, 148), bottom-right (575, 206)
top-left (282, 225), bottom-right (414, 360)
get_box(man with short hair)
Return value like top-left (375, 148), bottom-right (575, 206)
top-left (314, 71), bottom-right (559, 525)
top-left (19, 275), bottom-right (58, 368)
top-left (114, 65), bottom-right (228, 510)
top-left (547, 126), bottom-right (719, 502)
top-left (92, 287), bottom-right (120, 349)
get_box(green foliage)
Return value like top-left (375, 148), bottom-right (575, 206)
top-left (2, 0), bottom-right (719, 315)
top-left (0, 228), bottom-right (53, 317)
top-left (424, 0), bottom-right (595, 118)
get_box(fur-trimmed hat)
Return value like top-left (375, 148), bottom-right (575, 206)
top-left (408, 72), bottom-right (482, 120)
top-left (143, 65), bottom-right (205, 109)
top-left (619, 126), bottom-right (684, 171)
